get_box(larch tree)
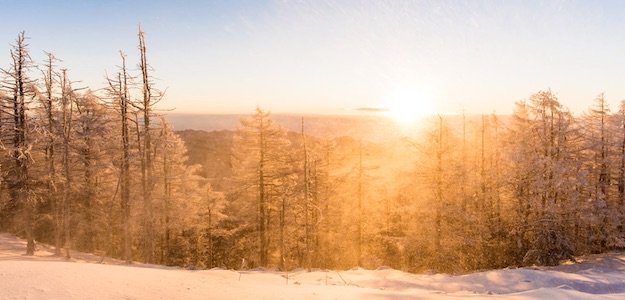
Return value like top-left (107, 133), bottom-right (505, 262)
top-left (617, 100), bottom-right (625, 227)
top-left (136, 26), bottom-right (163, 264)
top-left (507, 90), bottom-right (579, 266)
top-left (482, 113), bottom-right (510, 268)
top-left (301, 117), bottom-right (312, 269)
top-left (106, 51), bottom-right (133, 263)
top-left (198, 179), bottom-right (226, 268)
top-left (233, 107), bottom-right (291, 267)
top-left (414, 115), bottom-right (457, 269)
top-left (400, 116), bottom-right (462, 270)
top-left (0, 32), bottom-right (37, 255)
top-left (579, 93), bottom-right (623, 252)
top-left (310, 137), bottom-right (335, 268)
top-left (150, 117), bottom-right (204, 266)
top-left (506, 100), bottom-right (535, 262)
top-left (73, 90), bottom-right (111, 253)
top-left (37, 52), bottom-right (62, 255)
top-left (59, 69), bottom-right (76, 259)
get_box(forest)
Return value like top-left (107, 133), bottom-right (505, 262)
top-left (1, 29), bottom-right (625, 274)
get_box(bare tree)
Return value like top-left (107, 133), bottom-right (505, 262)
top-left (106, 51), bottom-right (132, 263)
top-left (618, 100), bottom-right (625, 212)
top-left (0, 32), bottom-right (36, 255)
top-left (60, 69), bottom-right (76, 259)
top-left (301, 117), bottom-right (311, 270)
top-left (73, 90), bottom-right (108, 253)
top-left (136, 26), bottom-right (164, 263)
top-left (39, 51), bottom-right (61, 255)
top-left (234, 107), bottom-right (290, 267)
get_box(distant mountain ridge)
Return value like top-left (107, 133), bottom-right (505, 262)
top-left (166, 113), bottom-right (432, 141)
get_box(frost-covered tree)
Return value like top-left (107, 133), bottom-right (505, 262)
top-left (136, 26), bottom-right (164, 264)
top-left (35, 52), bottom-right (62, 255)
top-left (579, 93), bottom-right (624, 252)
top-left (232, 107), bottom-right (291, 267)
top-left (72, 90), bottom-right (112, 253)
top-left (618, 101), bottom-right (625, 206)
top-left (59, 69), bottom-right (76, 259)
top-left (106, 51), bottom-right (133, 263)
top-left (408, 115), bottom-right (461, 270)
top-left (507, 90), bottom-right (579, 266)
top-left (0, 32), bottom-right (37, 255)
top-left (147, 118), bottom-right (202, 266)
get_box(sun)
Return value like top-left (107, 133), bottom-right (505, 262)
top-left (385, 89), bottom-right (431, 123)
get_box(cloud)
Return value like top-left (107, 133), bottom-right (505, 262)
top-left (356, 107), bottom-right (389, 112)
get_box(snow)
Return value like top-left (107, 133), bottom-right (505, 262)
top-left (2, 233), bottom-right (625, 299)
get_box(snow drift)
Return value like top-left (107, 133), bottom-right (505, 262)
top-left (1, 233), bottom-right (625, 299)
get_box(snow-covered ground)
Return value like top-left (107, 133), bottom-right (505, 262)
top-left (1, 233), bottom-right (625, 299)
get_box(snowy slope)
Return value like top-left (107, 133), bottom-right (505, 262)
top-left (1, 233), bottom-right (625, 299)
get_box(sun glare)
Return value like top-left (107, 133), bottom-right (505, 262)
top-left (386, 89), bottom-right (430, 123)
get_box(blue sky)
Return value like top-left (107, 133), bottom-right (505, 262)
top-left (2, 0), bottom-right (625, 115)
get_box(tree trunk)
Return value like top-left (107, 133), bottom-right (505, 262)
top-left (6, 32), bottom-right (35, 255)
top-left (61, 69), bottom-right (73, 259)
top-left (138, 26), bottom-right (155, 264)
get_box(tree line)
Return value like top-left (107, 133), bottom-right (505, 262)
top-left (0, 28), bottom-right (207, 265)
top-left (1, 28), bottom-right (624, 273)
top-left (212, 91), bottom-right (625, 273)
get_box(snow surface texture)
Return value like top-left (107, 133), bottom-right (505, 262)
top-left (1, 233), bottom-right (625, 299)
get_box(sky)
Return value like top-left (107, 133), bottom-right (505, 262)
top-left (2, 0), bottom-right (625, 115)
